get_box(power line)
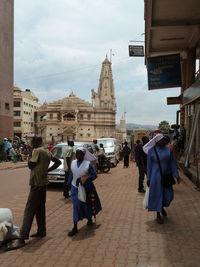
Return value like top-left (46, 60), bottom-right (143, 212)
top-left (14, 56), bottom-right (130, 84)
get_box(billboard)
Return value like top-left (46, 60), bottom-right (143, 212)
top-left (147, 54), bottom-right (182, 90)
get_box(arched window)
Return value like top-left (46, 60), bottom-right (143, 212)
top-left (63, 113), bottom-right (75, 121)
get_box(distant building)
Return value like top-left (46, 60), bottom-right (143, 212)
top-left (36, 57), bottom-right (116, 143)
top-left (0, 1), bottom-right (14, 140)
top-left (118, 115), bottom-right (127, 141)
top-left (13, 86), bottom-right (41, 140)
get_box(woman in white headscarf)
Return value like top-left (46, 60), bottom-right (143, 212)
top-left (143, 134), bottom-right (180, 224)
top-left (67, 147), bottom-right (102, 236)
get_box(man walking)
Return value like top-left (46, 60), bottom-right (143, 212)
top-left (6, 136), bottom-right (61, 250)
top-left (63, 140), bottom-right (75, 198)
top-left (135, 137), bottom-right (149, 193)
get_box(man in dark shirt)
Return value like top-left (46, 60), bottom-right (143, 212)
top-left (135, 137), bottom-right (149, 193)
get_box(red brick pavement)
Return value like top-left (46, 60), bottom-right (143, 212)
top-left (0, 161), bottom-right (200, 267)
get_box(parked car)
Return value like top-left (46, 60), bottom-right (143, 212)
top-left (47, 142), bottom-right (92, 184)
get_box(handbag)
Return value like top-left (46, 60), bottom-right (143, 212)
top-left (143, 187), bottom-right (149, 209)
top-left (154, 147), bottom-right (176, 188)
top-left (78, 183), bottom-right (86, 202)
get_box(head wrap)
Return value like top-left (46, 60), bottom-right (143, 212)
top-left (143, 134), bottom-right (164, 154)
top-left (77, 147), bottom-right (96, 161)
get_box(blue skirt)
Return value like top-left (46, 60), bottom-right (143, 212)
top-left (71, 184), bottom-right (102, 222)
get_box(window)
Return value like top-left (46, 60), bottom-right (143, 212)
top-left (80, 134), bottom-right (83, 137)
top-left (14, 121), bottom-right (21, 127)
top-left (50, 133), bottom-right (52, 136)
top-left (5, 103), bottom-right (9, 110)
top-left (50, 113), bottom-right (53, 119)
top-left (80, 114), bottom-right (83, 120)
top-left (14, 101), bottom-right (21, 107)
top-left (87, 114), bottom-right (91, 120)
top-left (14, 110), bottom-right (21, 116)
top-left (87, 133), bottom-right (91, 137)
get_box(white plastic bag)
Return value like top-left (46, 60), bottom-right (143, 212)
top-left (78, 183), bottom-right (86, 202)
top-left (143, 187), bottom-right (149, 209)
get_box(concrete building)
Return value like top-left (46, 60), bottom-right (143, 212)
top-left (0, 0), bottom-right (14, 140)
top-left (13, 86), bottom-right (40, 140)
top-left (36, 57), bottom-right (116, 143)
top-left (144, 0), bottom-right (200, 185)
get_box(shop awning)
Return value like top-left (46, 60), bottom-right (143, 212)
top-left (183, 79), bottom-right (200, 105)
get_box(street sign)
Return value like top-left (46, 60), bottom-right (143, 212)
top-left (129, 45), bottom-right (144, 57)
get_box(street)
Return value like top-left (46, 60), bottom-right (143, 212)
top-left (0, 162), bottom-right (200, 267)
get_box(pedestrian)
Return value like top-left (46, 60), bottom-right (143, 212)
top-left (180, 124), bottom-right (186, 152)
top-left (67, 147), bottom-right (102, 236)
top-left (135, 137), bottom-right (149, 193)
top-left (164, 135), bottom-right (176, 160)
top-left (143, 134), bottom-right (180, 224)
top-left (5, 136), bottom-right (61, 250)
top-left (122, 141), bottom-right (131, 168)
top-left (1, 139), bottom-right (7, 161)
top-left (63, 140), bottom-right (75, 198)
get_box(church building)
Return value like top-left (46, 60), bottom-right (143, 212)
top-left (36, 57), bottom-right (116, 143)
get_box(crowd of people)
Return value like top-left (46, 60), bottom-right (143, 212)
top-left (1, 130), bottom-right (183, 250)
top-left (0, 137), bottom-right (32, 163)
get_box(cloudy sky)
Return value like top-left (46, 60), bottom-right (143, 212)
top-left (14, 0), bottom-right (180, 126)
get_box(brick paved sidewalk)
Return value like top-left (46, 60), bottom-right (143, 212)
top-left (0, 161), bottom-right (200, 267)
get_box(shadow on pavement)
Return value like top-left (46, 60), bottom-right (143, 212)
top-left (71, 223), bottom-right (101, 241)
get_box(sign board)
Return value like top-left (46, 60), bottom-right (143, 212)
top-left (147, 54), bottom-right (182, 90)
top-left (167, 96), bottom-right (182, 105)
top-left (129, 45), bottom-right (144, 57)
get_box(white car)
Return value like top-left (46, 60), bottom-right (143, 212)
top-left (47, 142), bottom-right (92, 184)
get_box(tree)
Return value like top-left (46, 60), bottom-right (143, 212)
top-left (158, 120), bottom-right (170, 131)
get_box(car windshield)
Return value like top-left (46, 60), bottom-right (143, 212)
top-left (51, 145), bottom-right (67, 159)
top-left (96, 140), bottom-right (114, 148)
top-left (51, 143), bottom-right (93, 159)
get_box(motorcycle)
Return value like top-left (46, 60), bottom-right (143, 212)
top-left (96, 155), bottom-right (111, 173)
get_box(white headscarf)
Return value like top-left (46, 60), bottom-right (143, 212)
top-left (77, 147), bottom-right (96, 161)
top-left (143, 134), bottom-right (164, 154)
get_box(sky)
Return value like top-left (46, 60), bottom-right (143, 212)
top-left (14, 0), bottom-right (181, 126)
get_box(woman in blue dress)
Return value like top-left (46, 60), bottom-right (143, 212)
top-left (143, 134), bottom-right (180, 224)
top-left (67, 147), bottom-right (102, 236)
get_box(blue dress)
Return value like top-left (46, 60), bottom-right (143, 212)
top-left (67, 162), bottom-right (102, 222)
top-left (147, 145), bottom-right (178, 212)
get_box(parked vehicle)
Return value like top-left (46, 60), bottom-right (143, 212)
top-left (47, 142), bottom-right (92, 184)
top-left (96, 138), bottom-right (120, 167)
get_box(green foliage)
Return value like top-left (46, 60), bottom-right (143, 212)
top-left (158, 120), bottom-right (170, 131)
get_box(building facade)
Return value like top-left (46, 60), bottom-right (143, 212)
top-left (144, 0), bottom-right (200, 185)
top-left (13, 86), bottom-right (41, 140)
top-left (0, 0), bottom-right (14, 140)
top-left (36, 57), bottom-right (116, 143)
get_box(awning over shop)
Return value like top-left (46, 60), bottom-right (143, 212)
top-left (183, 79), bottom-right (200, 105)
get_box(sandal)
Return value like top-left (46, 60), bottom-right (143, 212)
top-left (3, 239), bottom-right (26, 251)
top-left (157, 216), bottom-right (164, 224)
top-left (161, 208), bottom-right (167, 217)
top-left (68, 228), bottom-right (78, 237)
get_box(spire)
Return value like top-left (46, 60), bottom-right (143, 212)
top-left (94, 57), bottom-right (116, 110)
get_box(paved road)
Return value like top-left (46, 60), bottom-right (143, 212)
top-left (0, 162), bottom-right (200, 267)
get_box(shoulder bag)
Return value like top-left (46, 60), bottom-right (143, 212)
top-left (154, 147), bottom-right (176, 188)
